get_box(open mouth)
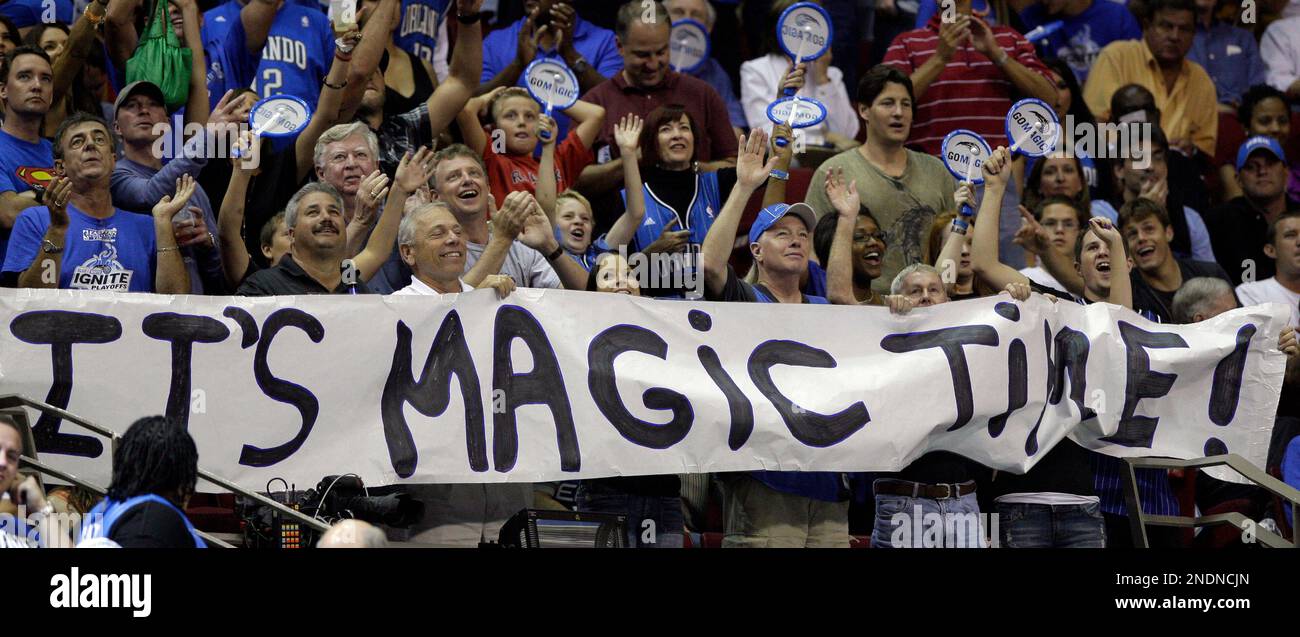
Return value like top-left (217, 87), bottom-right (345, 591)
top-left (314, 224), bottom-right (339, 235)
top-left (1096, 260), bottom-right (1111, 273)
top-left (457, 187), bottom-right (480, 201)
top-left (440, 250), bottom-right (463, 259)
top-left (862, 251), bottom-right (882, 266)
top-left (668, 142), bottom-right (688, 152)
top-left (1136, 245), bottom-right (1156, 259)
top-left (569, 228), bottom-right (586, 241)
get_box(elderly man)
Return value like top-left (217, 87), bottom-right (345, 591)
top-left (237, 148), bottom-right (433, 295)
top-left (1, 114), bottom-right (193, 294)
top-left (578, 0), bottom-right (737, 197)
top-left (665, 0), bottom-right (745, 134)
top-left (699, 130), bottom-right (852, 548)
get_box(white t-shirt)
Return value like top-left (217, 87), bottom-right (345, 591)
top-left (1236, 277), bottom-right (1300, 327)
top-left (466, 236), bottom-right (561, 290)
top-left (1019, 265), bottom-right (1065, 293)
top-left (393, 278), bottom-right (473, 297)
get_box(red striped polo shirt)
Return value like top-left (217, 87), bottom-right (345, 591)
top-left (883, 15), bottom-right (1053, 155)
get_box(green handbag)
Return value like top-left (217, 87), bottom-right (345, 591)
top-left (124, 0), bottom-right (193, 110)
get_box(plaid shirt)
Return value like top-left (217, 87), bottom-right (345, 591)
top-left (373, 103), bottom-right (433, 178)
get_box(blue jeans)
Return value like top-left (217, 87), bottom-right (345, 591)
top-left (576, 485), bottom-right (684, 548)
top-left (996, 501), bottom-right (1106, 548)
top-left (871, 491), bottom-right (985, 548)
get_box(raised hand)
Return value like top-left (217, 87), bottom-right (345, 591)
top-left (516, 8), bottom-right (540, 64)
top-left (778, 63), bottom-right (807, 95)
top-left (1012, 205), bottom-right (1052, 255)
top-left (518, 197), bottom-right (558, 252)
top-left (969, 16), bottom-right (1001, 59)
top-left (1088, 216), bottom-right (1123, 247)
top-left (537, 115), bottom-right (557, 147)
top-left (45, 175), bottom-right (72, 229)
top-left (174, 206), bottom-right (215, 248)
top-left (954, 182), bottom-right (975, 214)
top-left (644, 217), bottom-right (691, 254)
top-left (493, 191), bottom-right (533, 241)
top-left (154, 175), bottom-right (198, 221)
top-left (614, 114), bottom-right (643, 155)
top-left (937, 14), bottom-right (970, 61)
top-left (980, 146), bottom-right (1011, 187)
top-left (395, 147), bottom-right (435, 193)
top-left (231, 129), bottom-right (261, 175)
top-left (736, 130), bottom-right (777, 190)
top-left (355, 170), bottom-right (391, 223)
top-left (1138, 176), bottom-right (1168, 208)
top-left (457, 0), bottom-right (484, 17)
top-left (825, 168), bottom-right (860, 218)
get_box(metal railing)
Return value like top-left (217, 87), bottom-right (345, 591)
top-left (1122, 454), bottom-right (1300, 549)
top-left (1, 394), bottom-right (330, 547)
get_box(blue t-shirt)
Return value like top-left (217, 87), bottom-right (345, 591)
top-left (2, 204), bottom-right (157, 292)
top-left (395, 0), bottom-right (451, 68)
top-left (481, 17), bottom-right (622, 142)
top-left (0, 0), bottom-right (73, 27)
top-left (0, 130), bottom-right (55, 266)
top-left (202, 0), bottom-right (335, 107)
top-left (1020, 0), bottom-right (1142, 84)
top-left (202, 7), bottom-right (260, 110)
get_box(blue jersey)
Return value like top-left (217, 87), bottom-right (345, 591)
top-left (0, 0), bottom-right (73, 27)
top-left (81, 494), bottom-right (206, 548)
top-left (1020, 1), bottom-right (1142, 84)
top-left (0, 130), bottom-right (54, 266)
top-left (202, 8), bottom-right (261, 110)
top-left (626, 171), bottom-right (721, 254)
top-left (203, 0), bottom-right (335, 107)
top-left (2, 204), bottom-right (158, 293)
top-left (395, 0), bottom-right (451, 68)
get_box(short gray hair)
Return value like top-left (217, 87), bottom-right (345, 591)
top-left (1172, 277), bottom-right (1236, 323)
top-left (397, 202), bottom-right (454, 249)
top-left (890, 263), bottom-right (942, 295)
top-left (313, 122), bottom-right (380, 172)
top-left (665, 0), bottom-right (716, 28)
top-left (284, 182), bottom-right (344, 229)
top-left (317, 519), bottom-right (388, 548)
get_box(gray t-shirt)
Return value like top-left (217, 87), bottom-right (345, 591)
top-left (806, 147), bottom-right (956, 294)
top-left (465, 235), bottom-right (562, 289)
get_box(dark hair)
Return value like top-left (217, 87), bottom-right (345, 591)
top-left (1110, 83), bottom-right (1156, 121)
top-left (1041, 57), bottom-right (1094, 127)
top-left (1025, 154), bottom-right (1092, 211)
top-left (0, 44), bottom-right (52, 85)
top-left (615, 0), bottom-right (670, 40)
top-left (23, 22), bottom-right (70, 51)
top-left (1118, 122), bottom-right (1169, 163)
top-left (1136, 0), bottom-right (1196, 22)
top-left (106, 416), bottom-right (198, 505)
top-left (259, 211), bottom-right (286, 248)
top-left (1238, 84), bottom-right (1289, 130)
top-left (1266, 211), bottom-right (1300, 246)
top-left (1035, 195), bottom-right (1090, 228)
top-left (639, 104), bottom-right (700, 167)
top-left (0, 16), bottom-right (20, 46)
top-left (857, 64), bottom-right (914, 113)
top-left (52, 112), bottom-right (118, 161)
top-left (813, 206), bottom-right (881, 265)
top-left (1118, 196), bottom-right (1171, 231)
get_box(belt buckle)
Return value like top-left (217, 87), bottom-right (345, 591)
top-left (938, 483), bottom-right (954, 499)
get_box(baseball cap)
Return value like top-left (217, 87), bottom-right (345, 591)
top-left (1236, 135), bottom-right (1287, 171)
top-left (748, 202), bottom-right (818, 245)
top-left (113, 81), bottom-right (166, 116)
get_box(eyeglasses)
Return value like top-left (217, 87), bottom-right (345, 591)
top-left (854, 231), bottom-right (887, 244)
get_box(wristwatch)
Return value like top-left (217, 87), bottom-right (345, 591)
top-left (41, 239), bottom-right (63, 254)
top-left (457, 10), bottom-right (485, 24)
top-left (570, 56), bottom-right (591, 76)
top-left (546, 245), bottom-right (565, 261)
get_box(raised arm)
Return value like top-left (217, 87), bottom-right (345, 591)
top-left (105, 0), bottom-right (143, 71)
top-left (242, 0), bottom-right (281, 55)
top-left (604, 114), bottom-right (645, 248)
top-left (341, 0), bottom-right (396, 118)
top-left (933, 183), bottom-right (973, 293)
top-left (16, 178), bottom-right (71, 289)
top-left (217, 140), bottom-right (255, 288)
top-left (152, 175), bottom-right (197, 295)
top-left (475, 7), bottom-right (539, 96)
top-left (345, 170), bottom-right (390, 258)
top-left (910, 17), bottom-right (965, 99)
top-left (465, 193), bottom-right (528, 286)
top-left (970, 18), bottom-right (1055, 104)
top-left (425, 0), bottom-right (485, 136)
top-left (52, 0), bottom-right (103, 105)
top-left (823, 168), bottom-right (861, 305)
top-left (702, 131), bottom-right (776, 296)
top-left (564, 99), bottom-right (605, 150)
top-left (456, 88), bottom-right (503, 156)
top-left (536, 114), bottom-right (559, 221)
top-left (1012, 203), bottom-right (1085, 295)
top-left (355, 148), bottom-right (434, 278)
top-left (762, 124), bottom-right (796, 209)
top-left (518, 195), bottom-right (588, 290)
top-left (177, 0), bottom-right (211, 127)
top-left (968, 146), bottom-right (1031, 291)
top-left (1087, 216), bottom-right (1132, 308)
top-left (295, 31), bottom-right (359, 183)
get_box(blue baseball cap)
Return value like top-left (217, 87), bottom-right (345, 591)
top-left (1236, 136), bottom-right (1287, 171)
top-left (748, 202), bottom-right (818, 245)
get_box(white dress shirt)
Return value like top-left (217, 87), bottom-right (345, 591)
top-left (739, 53), bottom-right (859, 147)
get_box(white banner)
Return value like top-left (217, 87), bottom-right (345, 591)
top-left (0, 289), bottom-right (1288, 490)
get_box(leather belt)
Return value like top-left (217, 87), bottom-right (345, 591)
top-left (873, 479), bottom-right (977, 500)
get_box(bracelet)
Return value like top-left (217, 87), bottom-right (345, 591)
top-left (457, 11), bottom-right (484, 24)
top-left (324, 78), bottom-right (347, 90)
top-left (335, 37), bottom-right (356, 55)
top-left (769, 169), bottom-right (790, 181)
top-left (334, 51), bottom-right (353, 63)
top-left (545, 245), bottom-right (565, 261)
top-left (158, 246), bottom-right (181, 254)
